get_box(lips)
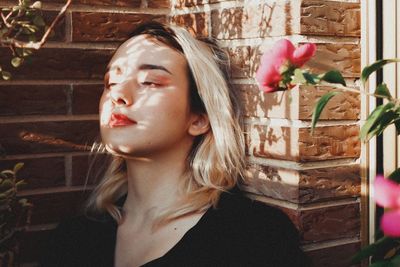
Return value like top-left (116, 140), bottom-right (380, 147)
top-left (109, 113), bottom-right (137, 127)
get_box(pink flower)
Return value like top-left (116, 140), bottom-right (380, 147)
top-left (256, 39), bottom-right (316, 93)
top-left (374, 175), bottom-right (400, 237)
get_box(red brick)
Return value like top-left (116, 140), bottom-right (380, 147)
top-left (0, 48), bottom-right (113, 80)
top-left (171, 13), bottom-right (209, 37)
top-left (280, 203), bottom-right (360, 243)
top-left (72, 84), bottom-right (103, 115)
top-left (306, 242), bottom-right (361, 267)
top-left (238, 84), bottom-right (360, 120)
top-left (71, 154), bottom-right (110, 186)
top-left (43, 11), bottom-right (67, 42)
top-left (227, 46), bottom-right (253, 78)
top-left (175, 0), bottom-right (207, 8)
top-left (0, 85), bottom-right (68, 116)
top-left (245, 164), bottom-right (360, 203)
top-left (246, 124), bottom-right (361, 162)
top-left (301, 0), bottom-right (361, 37)
top-left (26, 190), bottom-right (91, 225)
top-left (71, 12), bottom-right (166, 42)
top-left (0, 157), bottom-right (65, 190)
top-left (304, 43), bottom-right (361, 78)
top-left (41, 0), bottom-right (170, 8)
top-left (0, 121), bottom-right (99, 155)
top-left (211, 2), bottom-right (295, 39)
top-left (298, 125), bottom-right (360, 161)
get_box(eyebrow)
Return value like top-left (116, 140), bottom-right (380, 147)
top-left (105, 64), bottom-right (172, 75)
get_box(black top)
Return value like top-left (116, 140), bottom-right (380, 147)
top-left (41, 188), bottom-right (310, 267)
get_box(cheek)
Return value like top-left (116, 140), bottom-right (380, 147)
top-left (99, 94), bottom-right (113, 126)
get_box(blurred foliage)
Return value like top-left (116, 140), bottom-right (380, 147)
top-left (0, 163), bottom-right (32, 265)
top-left (0, 0), bottom-right (46, 80)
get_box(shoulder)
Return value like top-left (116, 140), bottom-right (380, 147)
top-left (217, 188), bottom-right (296, 232)
top-left (211, 188), bottom-right (310, 267)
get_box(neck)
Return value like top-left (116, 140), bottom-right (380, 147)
top-left (121, 146), bottom-right (191, 223)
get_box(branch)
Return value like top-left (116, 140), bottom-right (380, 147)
top-left (0, 0), bottom-right (72, 49)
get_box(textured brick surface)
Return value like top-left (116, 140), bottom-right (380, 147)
top-left (245, 163), bottom-right (360, 203)
top-left (71, 12), bottom-right (166, 42)
top-left (238, 84), bottom-right (360, 120)
top-left (0, 121), bottom-right (99, 155)
top-left (306, 242), bottom-right (361, 267)
top-left (171, 13), bottom-right (209, 37)
top-left (42, 0), bottom-right (170, 8)
top-left (27, 190), bottom-right (91, 225)
top-left (0, 85), bottom-right (68, 116)
top-left (0, 48), bottom-right (113, 80)
top-left (0, 157), bottom-right (65, 190)
top-left (246, 124), bottom-right (360, 162)
top-left (211, 2), bottom-right (300, 39)
top-left (301, 0), bottom-right (360, 37)
top-left (71, 154), bottom-right (109, 186)
top-left (280, 202), bottom-right (360, 243)
top-left (304, 43), bottom-right (361, 78)
top-left (175, 0), bottom-right (207, 8)
top-left (298, 125), bottom-right (360, 161)
top-left (72, 84), bottom-right (103, 114)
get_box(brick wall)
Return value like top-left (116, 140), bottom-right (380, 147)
top-left (0, 0), bottom-right (361, 265)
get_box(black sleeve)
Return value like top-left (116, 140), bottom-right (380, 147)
top-left (248, 201), bottom-right (312, 267)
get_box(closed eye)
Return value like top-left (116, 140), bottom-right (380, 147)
top-left (104, 83), bottom-right (117, 90)
top-left (140, 81), bottom-right (161, 86)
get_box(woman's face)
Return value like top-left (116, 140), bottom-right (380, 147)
top-left (100, 35), bottom-right (197, 158)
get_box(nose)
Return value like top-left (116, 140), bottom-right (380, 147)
top-left (110, 86), bottom-right (133, 106)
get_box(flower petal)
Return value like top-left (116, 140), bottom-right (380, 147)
top-left (374, 175), bottom-right (400, 208)
top-left (256, 39), bottom-right (295, 92)
top-left (381, 210), bottom-right (400, 237)
top-left (292, 43), bottom-right (317, 67)
top-left (269, 39), bottom-right (296, 63)
top-left (256, 59), bottom-right (282, 92)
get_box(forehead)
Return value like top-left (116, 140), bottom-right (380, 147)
top-left (108, 35), bottom-right (187, 74)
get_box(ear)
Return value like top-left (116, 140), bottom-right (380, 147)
top-left (188, 113), bottom-right (210, 137)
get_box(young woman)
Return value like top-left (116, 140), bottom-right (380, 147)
top-left (42, 22), bottom-right (310, 267)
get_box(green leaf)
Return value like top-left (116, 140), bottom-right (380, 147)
top-left (365, 110), bottom-right (397, 140)
top-left (360, 102), bottom-right (395, 141)
top-left (388, 168), bottom-right (400, 183)
top-left (15, 180), bottom-right (27, 189)
top-left (13, 163), bottom-right (24, 174)
top-left (0, 180), bottom-right (13, 191)
top-left (302, 72), bottom-right (319, 85)
top-left (320, 70), bottom-right (346, 86)
top-left (311, 91), bottom-right (341, 132)
top-left (31, 1), bottom-right (42, 9)
top-left (11, 57), bottom-right (24, 68)
top-left (369, 261), bottom-right (390, 267)
top-left (33, 15), bottom-right (45, 27)
top-left (375, 83), bottom-right (392, 99)
top-left (0, 170), bottom-right (14, 176)
top-left (361, 59), bottom-right (400, 85)
top-left (351, 236), bottom-right (395, 263)
top-left (390, 255), bottom-right (400, 266)
top-left (1, 71), bottom-right (11, 80)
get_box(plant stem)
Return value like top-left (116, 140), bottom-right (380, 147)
top-left (0, 0), bottom-right (72, 49)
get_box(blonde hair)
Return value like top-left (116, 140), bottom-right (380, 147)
top-left (87, 22), bottom-right (246, 225)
